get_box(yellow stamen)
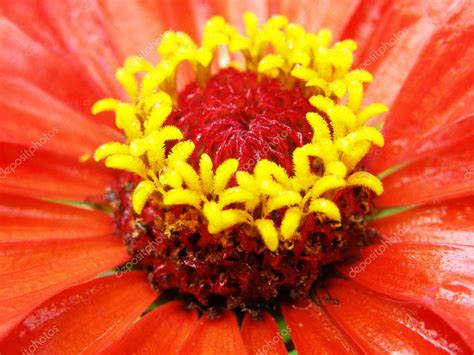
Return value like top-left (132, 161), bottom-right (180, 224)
top-left (347, 171), bottom-right (384, 196)
top-left (93, 13), bottom-right (387, 252)
top-left (255, 219), bottom-right (279, 251)
top-left (92, 98), bottom-right (120, 114)
top-left (308, 198), bottom-right (341, 222)
top-left (164, 188), bottom-right (201, 209)
top-left (281, 207), bottom-right (302, 240)
top-left (213, 159), bottom-right (239, 195)
top-left (133, 180), bottom-right (156, 214)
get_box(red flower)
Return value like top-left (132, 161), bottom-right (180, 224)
top-left (0, 0), bottom-right (473, 354)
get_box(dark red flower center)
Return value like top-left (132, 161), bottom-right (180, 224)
top-left (167, 68), bottom-right (314, 172)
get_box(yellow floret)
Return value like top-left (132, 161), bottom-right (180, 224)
top-left (308, 198), bottom-right (341, 222)
top-left (213, 159), bottom-right (239, 195)
top-left (132, 180), bottom-right (156, 214)
top-left (94, 142), bottom-right (129, 161)
top-left (347, 171), bottom-right (384, 196)
top-left (255, 219), bottom-right (279, 251)
top-left (281, 207), bottom-right (302, 240)
top-left (164, 188), bottom-right (201, 209)
top-left (92, 13), bottom-right (387, 252)
top-left (199, 153), bottom-right (214, 194)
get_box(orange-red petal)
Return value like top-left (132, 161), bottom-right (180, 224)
top-left (178, 311), bottom-right (246, 355)
top-left (102, 301), bottom-right (198, 354)
top-left (344, 0), bottom-right (454, 111)
top-left (406, 114), bottom-right (474, 163)
top-left (0, 237), bottom-right (129, 336)
top-left (319, 278), bottom-right (471, 353)
top-left (282, 300), bottom-right (361, 354)
top-left (38, 0), bottom-right (126, 97)
top-left (367, 0), bottom-right (474, 173)
top-left (340, 0), bottom-right (388, 49)
top-left (0, 1), bottom-right (64, 50)
top-left (241, 311), bottom-right (287, 355)
top-left (0, 77), bottom-right (121, 158)
top-left (156, 0), bottom-right (200, 39)
top-left (0, 272), bottom-right (155, 353)
top-left (371, 196), bottom-right (474, 245)
top-left (0, 16), bottom-right (113, 118)
top-left (0, 193), bottom-right (113, 241)
top-left (378, 138), bottom-right (474, 207)
top-left (100, 0), bottom-right (167, 62)
top-left (0, 142), bottom-right (114, 200)
top-left (338, 242), bottom-right (474, 345)
top-left (277, 0), bottom-right (361, 39)
top-left (209, 0), bottom-right (271, 31)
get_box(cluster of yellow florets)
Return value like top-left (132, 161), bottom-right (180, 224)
top-left (93, 13), bottom-right (387, 251)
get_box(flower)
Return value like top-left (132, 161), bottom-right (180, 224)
top-left (0, 0), bottom-right (472, 354)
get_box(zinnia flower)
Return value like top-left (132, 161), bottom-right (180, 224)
top-left (0, 0), bottom-right (473, 354)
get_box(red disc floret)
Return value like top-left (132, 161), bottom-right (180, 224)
top-left (167, 68), bottom-right (314, 172)
top-left (110, 173), bottom-right (376, 311)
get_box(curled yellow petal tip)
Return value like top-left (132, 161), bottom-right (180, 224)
top-left (281, 207), bottom-right (302, 240)
top-left (92, 98), bottom-right (120, 115)
top-left (347, 172), bottom-right (384, 196)
top-left (308, 198), bottom-right (341, 222)
top-left (255, 219), bottom-right (279, 251)
top-left (132, 180), bottom-right (156, 214)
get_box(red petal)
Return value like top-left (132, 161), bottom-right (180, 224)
top-left (319, 278), bottom-right (471, 353)
top-left (0, 142), bottom-right (114, 200)
top-left (377, 139), bottom-right (474, 207)
top-left (367, 0), bottom-right (474, 173)
top-left (0, 237), bottom-right (129, 336)
top-left (209, 0), bottom-right (270, 30)
top-left (277, 0), bottom-right (361, 39)
top-left (343, 0), bottom-right (454, 111)
top-left (0, 1), bottom-right (64, 50)
top-left (0, 272), bottom-right (155, 353)
top-left (282, 300), bottom-right (360, 354)
top-left (340, 0), bottom-right (389, 49)
top-left (178, 311), bottom-right (246, 355)
top-left (100, 0), bottom-right (167, 62)
top-left (0, 16), bottom-right (112, 118)
top-left (102, 301), bottom-right (198, 354)
top-left (0, 77), bottom-right (121, 158)
top-left (102, 0), bottom-right (213, 86)
top-left (0, 193), bottom-right (113, 241)
top-left (155, 0), bottom-right (200, 39)
top-left (338, 242), bottom-right (474, 345)
top-left (407, 114), bottom-right (474, 162)
top-left (241, 312), bottom-right (287, 355)
top-left (371, 196), bottom-right (474, 245)
top-left (38, 0), bottom-right (124, 97)
top-left (2, 0), bottom-right (204, 89)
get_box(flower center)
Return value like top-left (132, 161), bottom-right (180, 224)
top-left (93, 13), bottom-right (387, 312)
top-left (168, 67), bottom-right (313, 173)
